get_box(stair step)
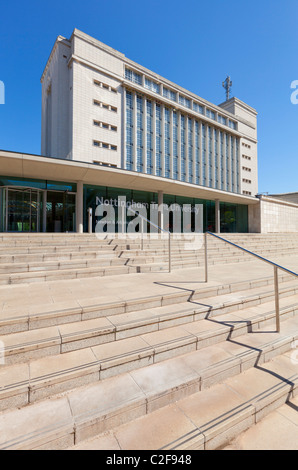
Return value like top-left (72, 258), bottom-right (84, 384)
top-left (67, 344), bottom-right (298, 451)
top-left (0, 315), bottom-right (297, 450)
top-left (0, 291), bottom-right (298, 413)
top-left (0, 272), bottom-right (295, 335)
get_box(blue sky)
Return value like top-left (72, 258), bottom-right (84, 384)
top-left (0, 0), bottom-right (298, 194)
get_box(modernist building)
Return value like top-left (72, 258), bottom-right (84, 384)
top-left (0, 29), bottom-right (261, 234)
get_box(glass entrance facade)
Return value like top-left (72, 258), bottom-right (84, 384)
top-left (0, 176), bottom-right (249, 233)
top-left (0, 177), bottom-right (77, 232)
top-left (83, 185), bottom-right (248, 233)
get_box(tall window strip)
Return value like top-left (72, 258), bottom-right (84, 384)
top-left (220, 131), bottom-right (224, 190)
top-left (155, 104), bottom-right (162, 177)
top-left (164, 107), bottom-right (171, 178)
top-left (188, 118), bottom-right (193, 183)
top-left (195, 121), bottom-right (200, 185)
top-left (172, 112), bottom-right (179, 180)
top-left (226, 133), bottom-right (230, 189)
top-left (231, 136), bottom-right (235, 193)
top-left (136, 95), bottom-right (143, 172)
top-left (214, 128), bottom-right (219, 189)
top-left (208, 126), bottom-right (213, 187)
top-left (202, 124), bottom-right (206, 186)
top-left (236, 138), bottom-right (240, 193)
top-left (180, 115), bottom-right (186, 182)
top-left (146, 100), bottom-right (153, 175)
top-left (125, 91), bottom-right (134, 171)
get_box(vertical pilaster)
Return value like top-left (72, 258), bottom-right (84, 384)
top-left (215, 199), bottom-right (220, 234)
top-left (158, 191), bottom-right (164, 232)
top-left (76, 181), bottom-right (84, 234)
top-left (42, 190), bottom-right (47, 233)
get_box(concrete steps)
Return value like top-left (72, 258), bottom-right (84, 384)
top-left (0, 233), bottom-right (297, 450)
top-left (0, 233), bottom-right (297, 283)
top-left (0, 314), bottom-right (297, 450)
top-left (0, 270), bottom-right (296, 334)
top-left (66, 346), bottom-right (297, 451)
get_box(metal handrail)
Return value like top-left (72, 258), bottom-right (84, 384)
top-left (127, 206), bottom-right (171, 273)
top-left (205, 231), bottom-right (298, 332)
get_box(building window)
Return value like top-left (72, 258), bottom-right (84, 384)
top-left (173, 112), bottom-right (179, 180)
top-left (93, 140), bottom-right (117, 151)
top-left (195, 121), bottom-right (200, 185)
top-left (164, 107), bottom-right (171, 178)
top-left (144, 78), bottom-right (160, 94)
top-left (93, 120), bottom-right (117, 132)
top-left (125, 68), bottom-right (142, 85)
top-left (180, 115), bottom-right (186, 181)
top-left (94, 80), bottom-right (118, 94)
top-left (146, 99), bottom-right (153, 175)
top-left (93, 100), bottom-right (117, 113)
top-left (218, 115), bottom-right (227, 126)
top-left (193, 103), bottom-right (204, 115)
top-left (179, 95), bottom-right (191, 109)
top-left (136, 94), bottom-right (144, 172)
top-left (155, 104), bottom-right (162, 177)
top-left (163, 87), bottom-right (176, 101)
top-left (229, 120), bottom-right (237, 130)
top-left (188, 117), bottom-right (193, 183)
top-left (126, 90), bottom-right (134, 171)
top-left (206, 109), bottom-right (216, 120)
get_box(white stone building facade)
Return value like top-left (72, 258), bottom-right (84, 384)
top-left (41, 29), bottom-right (258, 198)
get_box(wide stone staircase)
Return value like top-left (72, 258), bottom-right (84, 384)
top-left (0, 233), bottom-right (297, 450)
top-left (1, 232), bottom-right (298, 284)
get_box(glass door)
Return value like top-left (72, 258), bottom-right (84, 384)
top-left (46, 191), bottom-right (76, 232)
top-left (5, 188), bottom-right (41, 232)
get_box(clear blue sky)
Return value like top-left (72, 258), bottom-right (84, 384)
top-left (0, 0), bottom-right (298, 194)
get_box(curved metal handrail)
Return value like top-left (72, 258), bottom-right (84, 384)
top-left (206, 232), bottom-right (298, 278)
top-left (205, 231), bottom-right (298, 332)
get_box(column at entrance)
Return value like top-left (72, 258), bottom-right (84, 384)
top-left (215, 199), bottom-right (220, 233)
top-left (158, 191), bottom-right (163, 232)
top-left (76, 181), bottom-right (84, 234)
top-left (42, 191), bottom-right (47, 233)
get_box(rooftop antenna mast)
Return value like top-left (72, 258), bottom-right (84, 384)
top-left (222, 76), bottom-right (232, 101)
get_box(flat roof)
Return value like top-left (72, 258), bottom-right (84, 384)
top-left (0, 150), bottom-right (259, 205)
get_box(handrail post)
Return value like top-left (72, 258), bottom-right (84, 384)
top-left (205, 232), bottom-right (208, 283)
top-left (168, 231), bottom-right (171, 273)
top-left (274, 266), bottom-right (280, 333)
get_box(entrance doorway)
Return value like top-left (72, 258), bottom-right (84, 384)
top-left (46, 191), bottom-right (76, 232)
top-left (5, 187), bottom-right (41, 232)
